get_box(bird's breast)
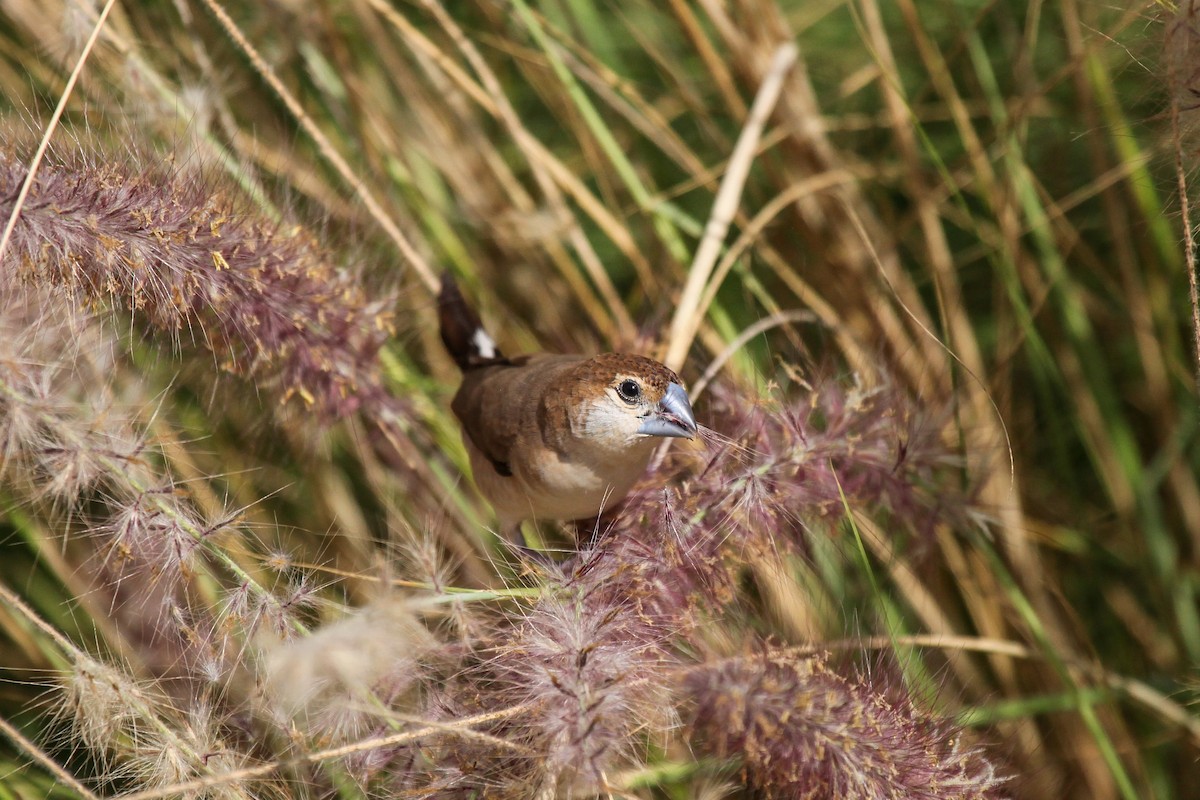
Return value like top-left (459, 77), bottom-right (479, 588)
top-left (463, 430), bottom-right (656, 526)
top-left (527, 441), bottom-right (655, 520)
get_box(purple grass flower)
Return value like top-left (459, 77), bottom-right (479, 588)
top-left (0, 151), bottom-right (398, 422)
top-left (605, 378), bottom-right (963, 571)
top-left (446, 554), bottom-right (676, 796)
top-left (687, 652), bottom-right (1007, 799)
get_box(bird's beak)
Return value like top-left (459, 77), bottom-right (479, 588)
top-left (637, 382), bottom-right (697, 440)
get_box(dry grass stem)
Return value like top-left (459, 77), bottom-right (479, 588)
top-left (196, 0), bottom-right (438, 294)
top-left (664, 42), bottom-right (798, 371)
top-left (0, 0), bottom-right (117, 265)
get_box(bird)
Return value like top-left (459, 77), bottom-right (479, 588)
top-left (438, 273), bottom-right (697, 556)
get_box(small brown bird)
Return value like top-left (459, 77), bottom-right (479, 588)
top-left (438, 274), bottom-right (697, 554)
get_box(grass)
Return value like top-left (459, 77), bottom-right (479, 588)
top-left (0, 0), bottom-right (1196, 797)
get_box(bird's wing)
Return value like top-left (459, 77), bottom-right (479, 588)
top-left (451, 353), bottom-right (581, 477)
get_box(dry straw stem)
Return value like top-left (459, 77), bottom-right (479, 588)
top-left (363, 0), bottom-right (659, 340)
top-left (0, 366), bottom-right (287, 625)
top-left (3, 0), bottom-right (272, 209)
top-left (664, 42), bottom-right (799, 372)
top-left (195, 0), bottom-right (438, 294)
top-left (855, 0), bottom-right (1015, 528)
top-left (831, 201), bottom-right (1056, 690)
top-left (0, 0), bottom-right (116, 266)
top-left (0, 577), bottom-right (87, 659)
top-left (768, 634), bottom-right (1200, 748)
top-left (833, 176), bottom-right (1109, 799)
top-left (689, 309), bottom-right (817, 399)
top-left (384, 710), bottom-right (536, 755)
top-left (0, 714), bottom-right (100, 800)
top-left (0, 582), bottom-right (230, 793)
top-left (1170, 1), bottom-right (1200, 395)
top-left (417, 0), bottom-right (637, 343)
top-left (110, 704), bottom-right (532, 800)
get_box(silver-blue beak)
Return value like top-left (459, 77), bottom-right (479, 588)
top-left (636, 382), bottom-right (697, 440)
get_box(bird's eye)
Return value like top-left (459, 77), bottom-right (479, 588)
top-left (616, 379), bottom-right (642, 403)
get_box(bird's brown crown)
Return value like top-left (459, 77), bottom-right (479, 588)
top-left (566, 352), bottom-right (680, 398)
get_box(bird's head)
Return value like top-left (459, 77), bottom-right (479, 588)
top-left (564, 353), bottom-right (697, 448)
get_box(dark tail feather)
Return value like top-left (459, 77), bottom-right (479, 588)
top-left (438, 273), bottom-right (503, 370)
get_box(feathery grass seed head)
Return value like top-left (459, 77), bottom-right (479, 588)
top-left (0, 151), bottom-right (399, 423)
top-left (687, 653), bottom-right (1006, 799)
top-left (262, 596), bottom-right (438, 741)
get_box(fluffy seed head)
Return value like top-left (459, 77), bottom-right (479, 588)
top-left (687, 653), bottom-right (1007, 800)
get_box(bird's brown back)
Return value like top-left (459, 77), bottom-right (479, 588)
top-left (450, 353), bottom-right (586, 477)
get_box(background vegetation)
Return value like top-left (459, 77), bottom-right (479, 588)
top-left (0, 0), bottom-right (1196, 797)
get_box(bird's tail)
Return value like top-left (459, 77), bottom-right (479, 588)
top-left (438, 273), bottom-right (504, 370)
